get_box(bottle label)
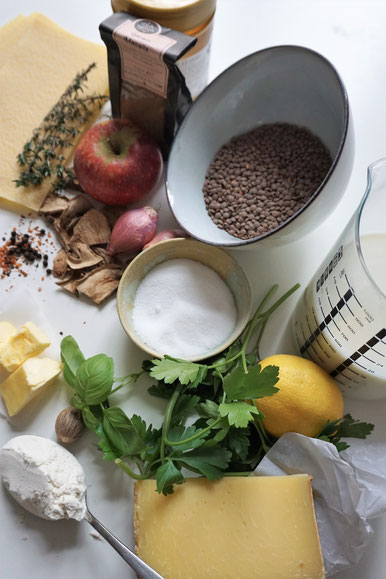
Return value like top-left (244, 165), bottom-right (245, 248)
top-left (113, 18), bottom-right (177, 98)
top-left (177, 38), bottom-right (212, 99)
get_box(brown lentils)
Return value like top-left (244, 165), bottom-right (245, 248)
top-left (202, 123), bottom-right (332, 240)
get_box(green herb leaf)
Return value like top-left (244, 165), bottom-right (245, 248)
top-left (177, 446), bottom-right (232, 481)
top-left (198, 399), bottom-right (220, 420)
top-left (61, 336), bottom-right (85, 388)
top-left (150, 356), bottom-right (204, 385)
top-left (167, 425), bottom-right (209, 451)
top-left (156, 460), bottom-right (185, 495)
top-left (219, 401), bottom-right (260, 428)
top-left (223, 363), bottom-right (279, 401)
top-left (171, 394), bottom-right (201, 425)
top-left (102, 408), bottom-right (149, 456)
top-left (334, 414), bottom-right (374, 439)
top-left (82, 407), bottom-right (100, 432)
top-left (76, 354), bottom-right (114, 405)
top-left (96, 424), bottom-right (121, 462)
top-left (226, 428), bottom-right (250, 461)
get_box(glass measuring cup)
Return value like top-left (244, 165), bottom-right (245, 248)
top-left (292, 158), bottom-right (386, 399)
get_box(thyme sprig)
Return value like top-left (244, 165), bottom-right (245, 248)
top-left (15, 62), bottom-right (108, 191)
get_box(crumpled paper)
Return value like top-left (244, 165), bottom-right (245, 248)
top-left (254, 433), bottom-right (386, 576)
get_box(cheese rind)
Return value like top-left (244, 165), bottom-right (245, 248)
top-left (0, 357), bottom-right (62, 416)
top-left (134, 475), bottom-right (326, 579)
top-left (0, 322), bottom-right (50, 372)
top-left (0, 13), bottom-right (108, 212)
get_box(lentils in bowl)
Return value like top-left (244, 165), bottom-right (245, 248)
top-left (166, 45), bottom-right (354, 248)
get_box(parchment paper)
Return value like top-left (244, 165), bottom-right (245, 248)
top-left (254, 433), bottom-right (386, 576)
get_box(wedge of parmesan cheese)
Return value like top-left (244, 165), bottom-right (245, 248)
top-left (0, 13), bottom-right (108, 213)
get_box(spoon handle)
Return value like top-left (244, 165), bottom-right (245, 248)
top-left (85, 508), bottom-right (165, 579)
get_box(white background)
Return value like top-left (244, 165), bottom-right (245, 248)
top-left (1, 0), bottom-right (386, 577)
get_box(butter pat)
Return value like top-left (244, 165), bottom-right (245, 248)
top-left (0, 357), bottom-right (62, 416)
top-left (0, 322), bottom-right (17, 346)
top-left (0, 322), bottom-right (50, 372)
top-left (134, 475), bottom-right (326, 579)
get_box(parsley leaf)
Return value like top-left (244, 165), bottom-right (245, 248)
top-left (167, 425), bottom-right (209, 451)
top-left (177, 446), bottom-right (232, 480)
top-left (226, 428), bottom-right (250, 461)
top-left (102, 408), bottom-right (149, 455)
top-left (149, 356), bottom-right (204, 385)
top-left (156, 460), bottom-right (185, 495)
top-left (219, 401), bottom-right (260, 428)
top-left (171, 394), bottom-right (201, 424)
top-left (223, 363), bottom-right (279, 401)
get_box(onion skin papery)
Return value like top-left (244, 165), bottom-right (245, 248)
top-left (142, 229), bottom-right (187, 250)
top-left (107, 206), bottom-right (158, 255)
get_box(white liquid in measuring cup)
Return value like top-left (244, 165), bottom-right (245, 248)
top-left (293, 233), bottom-right (386, 399)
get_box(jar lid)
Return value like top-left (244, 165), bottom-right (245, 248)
top-left (111, 0), bottom-right (216, 31)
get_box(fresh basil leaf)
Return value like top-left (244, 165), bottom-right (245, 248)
top-left (223, 364), bottom-right (279, 401)
top-left (102, 407), bottom-right (148, 456)
top-left (96, 424), bottom-right (121, 462)
top-left (75, 354), bottom-right (114, 405)
top-left (82, 406), bottom-right (100, 432)
top-left (149, 356), bottom-right (204, 385)
top-left (219, 401), bottom-right (260, 428)
top-left (156, 460), bottom-right (185, 495)
top-left (61, 336), bottom-right (85, 388)
top-left (70, 394), bottom-right (85, 410)
top-left (177, 446), bottom-right (231, 481)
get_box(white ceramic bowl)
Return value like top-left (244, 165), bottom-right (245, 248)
top-left (117, 238), bottom-right (252, 361)
top-left (166, 45), bottom-right (354, 248)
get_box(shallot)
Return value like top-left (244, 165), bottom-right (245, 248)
top-left (142, 229), bottom-right (187, 250)
top-left (107, 206), bottom-right (158, 255)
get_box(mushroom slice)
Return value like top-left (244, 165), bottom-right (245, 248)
top-left (56, 274), bottom-right (79, 295)
top-left (76, 264), bottom-right (122, 304)
top-left (66, 242), bottom-right (103, 270)
top-left (39, 192), bottom-right (71, 215)
top-left (72, 209), bottom-right (111, 246)
top-left (53, 217), bottom-right (73, 251)
top-left (52, 248), bottom-right (68, 279)
top-left (60, 195), bottom-right (93, 229)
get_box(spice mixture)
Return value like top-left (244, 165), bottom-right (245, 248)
top-left (0, 219), bottom-right (54, 280)
top-left (203, 123), bottom-right (332, 240)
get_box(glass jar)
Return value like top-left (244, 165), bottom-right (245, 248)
top-left (111, 0), bottom-right (216, 98)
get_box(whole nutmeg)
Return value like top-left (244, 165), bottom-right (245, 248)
top-left (55, 407), bottom-right (85, 444)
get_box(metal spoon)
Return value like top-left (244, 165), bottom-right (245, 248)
top-left (85, 494), bottom-right (164, 579)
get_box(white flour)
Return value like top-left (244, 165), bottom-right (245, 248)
top-left (132, 258), bottom-right (237, 359)
top-left (0, 435), bottom-right (86, 521)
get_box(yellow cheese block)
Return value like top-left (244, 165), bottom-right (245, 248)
top-left (0, 13), bottom-right (108, 213)
top-left (0, 15), bottom-right (28, 68)
top-left (0, 356), bottom-right (62, 416)
top-left (0, 322), bottom-right (17, 346)
top-left (0, 322), bottom-right (50, 372)
top-left (134, 475), bottom-right (326, 579)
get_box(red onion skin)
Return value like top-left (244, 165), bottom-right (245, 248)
top-left (107, 206), bottom-right (158, 255)
top-left (142, 229), bottom-right (187, 250)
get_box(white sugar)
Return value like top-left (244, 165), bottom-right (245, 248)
top-left (132, 258), bottom-right (237, 359)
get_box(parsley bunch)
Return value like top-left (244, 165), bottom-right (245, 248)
top-left (60, 284), bottom-right (373, 495)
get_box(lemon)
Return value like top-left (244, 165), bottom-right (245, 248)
top-left (256, 354), bottom-right (344, 438)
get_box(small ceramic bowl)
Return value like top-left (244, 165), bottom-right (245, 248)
top-left (166, 45), bottom-right (354, 248)
top-left (117, 238), bottom-right (252, 360)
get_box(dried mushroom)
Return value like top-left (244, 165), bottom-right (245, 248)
top-left (72, 209), bottom-right (111, 246)
top-left (76, 264), bottom-right (122, 304)
top-left (39, 192), bottom-right (123, 305)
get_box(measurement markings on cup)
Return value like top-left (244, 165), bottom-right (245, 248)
top-left (330, 329), bottom-right (386, 379)
top-left (299, 288), bottom-right (354, 354)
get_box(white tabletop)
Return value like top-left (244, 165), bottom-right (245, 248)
top-left (1, 1), bottom-right (386, 577)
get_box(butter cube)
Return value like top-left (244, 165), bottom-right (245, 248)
top-left (0, 322), bottom-right (17, 346)
top-left (0, 321), bottom-right (50, 372)
top-left (0, 356), bottom-right (62, 416)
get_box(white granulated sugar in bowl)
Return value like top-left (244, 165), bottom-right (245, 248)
top-left (132, 258), bottom-right (237, 359)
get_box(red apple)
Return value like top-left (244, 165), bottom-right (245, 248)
top-left (73, 119), bottom-right (163, 206)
